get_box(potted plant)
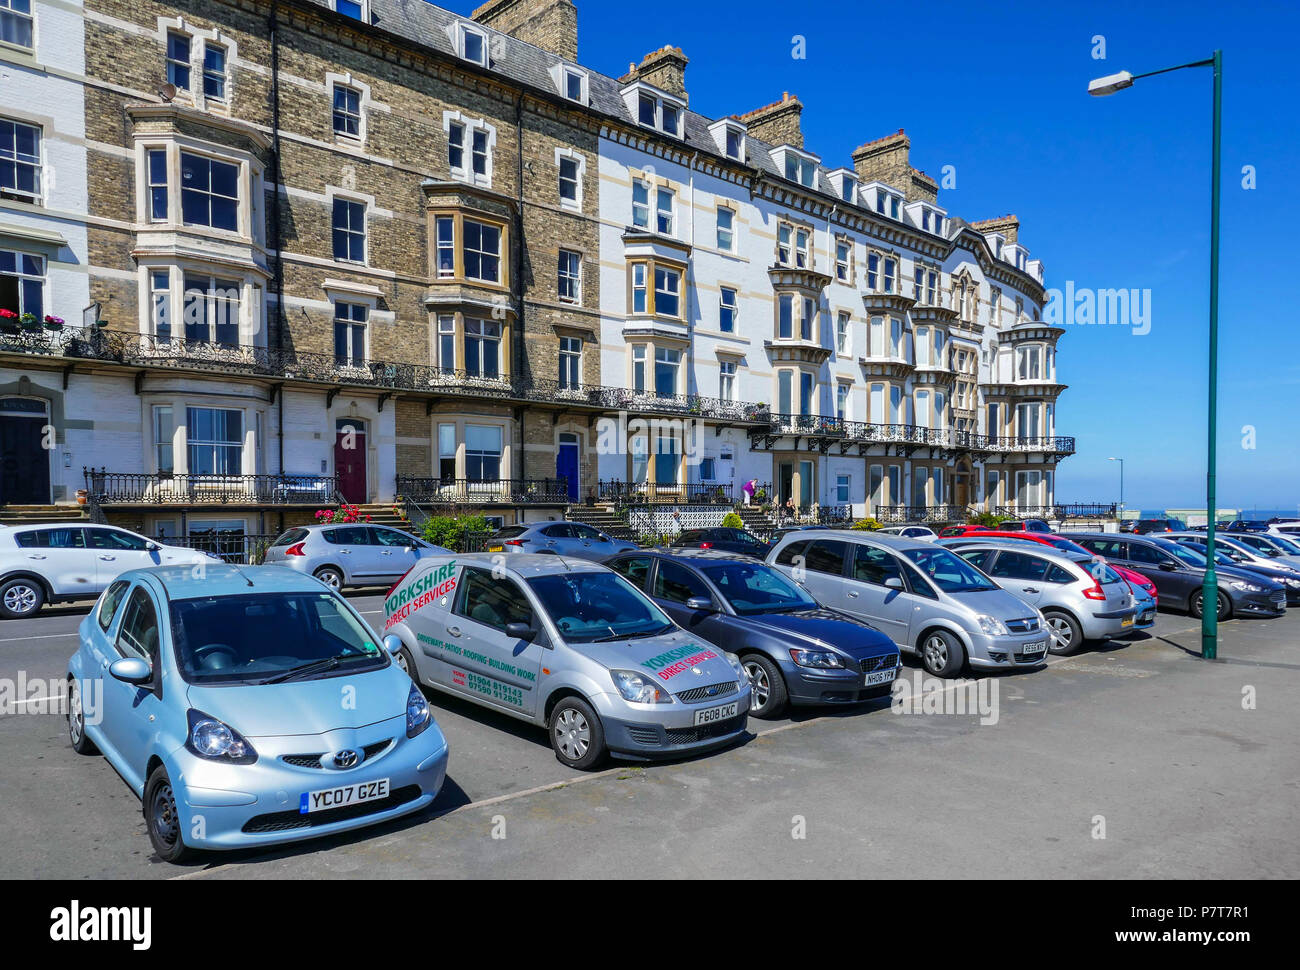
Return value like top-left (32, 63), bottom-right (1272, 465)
top-left (0, 308), bottom-right (18, 333)
top-left (75, 489), bottom-right (89, 506)
top-left (43, 314), bottom-right (64, 332)
top-left (19, 312), bottom-right (40, 331)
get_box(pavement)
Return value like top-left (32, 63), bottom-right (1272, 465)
top-left (2, 591), bottom-right (1297, 879)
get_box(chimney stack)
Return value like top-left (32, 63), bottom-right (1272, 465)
top-left (851, 129), bottom-right (939, 202)
top-left (736, 92), bottom-right (803, 149)
top-left (970, 215), bottom-right (1020, 244)
top-left (472, 0), bottom-right (578, 61)
top-left (619, 46), bottom-right (690, 104)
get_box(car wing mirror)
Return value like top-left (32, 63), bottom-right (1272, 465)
top-left (685, 597), bottom-right (716, 612)
top-left (1158, 561), bottom-right (1178, 571)
top-left (505, 622), bottom-right (537, 640)
top-left (146, 542), bottom-right (160, 552)
top-left (109, 657), bottom-right (152, 685)
top-left (383, 634), bottom-right (405, 656)
top-left (884, 577), bottom-right (905, 590)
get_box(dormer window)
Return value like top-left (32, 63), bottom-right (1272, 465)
top-left (726, 129), bottom-right (743, 159)
top-left (709, 119), bottom-right (746, 161)
top-left (627, 84), bottom-right (685, 139)
top-left (875, 190), bottom-right (901, 220)
top-left (333, 0), bottom-right (364, 20)
top-left (638, 93), bottom-right (656, 126)
top-left (774, 147), bottom-right (818, 188)
top-left (562, 67), bottom-right (587, 104)
top-left (458, 24), bottom-right (489, 67)
top-left (662, 103), bottom-right (681, 136)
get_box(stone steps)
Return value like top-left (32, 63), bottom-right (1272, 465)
top-left (0, 505), bottom-right (88, 526)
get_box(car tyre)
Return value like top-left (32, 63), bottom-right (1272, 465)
top-left (1043, 609), bottom-right (1083, 656)
top-left (67, 677), bottom-right (97, 755)
top-left (394, 645), bottom-right (419, 681)
top-left (1188, 589), bottom-right (1231, 622)
top-left (919, 629), bottom-right (965, 678)
top-left (741, 652), bottom-right (787, 719)
top-left (547, 696), bottom-right (607, 770)
top-left (0, 577), bottom-right (45, 619)
top-left (313, 566), bottom-right (344, 590)
top-left (144, 765), bottom-right (194, 864)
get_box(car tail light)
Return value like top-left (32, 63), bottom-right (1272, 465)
top-left (504, 539), bottom-right (524, 547)
top-left (1082, 581), bottom-right (1107, 600)
top-left (285, 542), bottom-right (306, 557)
top-left (699, 542), bottom-right (713, 549)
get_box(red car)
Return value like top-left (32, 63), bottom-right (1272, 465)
top-left (947, 529), bottom-right (1159, 605)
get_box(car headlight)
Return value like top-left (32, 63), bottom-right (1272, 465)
top-left (788, 648), bottom-right (846, 669)
top-left (976, 614), bottom-right (1009, 636)
top-left (610, 669), bottom-right (673, 704)
top-left (724, 651), bottom-right (748, 685)
top-left (406, 682), bottom-right (432, 738)
top-left (1286, 578), bottom-right (1300, 589)
top-left (1228, 581), bottom-right (1264, 593)
top-left (185, 709), bottom-right (257, 764)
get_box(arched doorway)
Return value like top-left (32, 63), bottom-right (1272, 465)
top-left (0, 397), bottom-right (50, 505)
top-left (953, 457), bottom-right (973, 509)
top-left (556, 432), bottom-right (580, 502)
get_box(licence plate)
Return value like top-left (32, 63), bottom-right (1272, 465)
top-left (865, 668), bottom-right (896, 686)
top-left (693, 701), bottom-right (738, 726)
top-left (1021, 640), bottom-right (1047, 655)
top-left (488, 545), bottom-right (503, 553)
top-left (1120, 615), bottom-right (1134, 628)
top-left (300, 777), bottom-right (390, 814)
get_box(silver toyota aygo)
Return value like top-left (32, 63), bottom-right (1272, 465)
top-left (382, 554), bottom-right (751, 769)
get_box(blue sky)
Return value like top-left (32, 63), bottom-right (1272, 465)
top-left (452, 0), bottom-right (1300, 512)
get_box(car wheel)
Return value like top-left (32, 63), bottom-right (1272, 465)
top-left (144, 765), bottom-right (194, 863)
top-left (394, 646), bottom-right (418, 681)
top-left (67, 677), bottom-right (97, 755)
top-left (741, 652), bottom-right (788, 719)
top-left (547, 696), bottom-right (607, 770)
top-left (1043, 610), bottom-right (1082, 656)
top-left (919, 630), bottom-right (965, 678)
top-left (1188, 589), bottom-right (1231, 621)
top-left (0, 577), bottom-right (45, 619)
top-left (313, 566), bottom-right (344, 590)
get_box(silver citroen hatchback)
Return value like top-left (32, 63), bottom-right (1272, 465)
top-left (766, 530), bottom-right (1050, 677)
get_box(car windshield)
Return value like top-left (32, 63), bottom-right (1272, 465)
top-left (170, 592), bottom-right (386, 685)
top-left (699, 561), bottom-right (818, 615)
top-left (527, 572), bottom-right (673, 644)
top-left (1265, 534), bottom-right (1300, 555)
top-left (1040, 535), bottom-right (1092, 557)
top-left (901, 547), bottom-right (999, 593)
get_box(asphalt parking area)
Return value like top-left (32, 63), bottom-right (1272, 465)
top-left (3, 594), bottom-right (1297, 879)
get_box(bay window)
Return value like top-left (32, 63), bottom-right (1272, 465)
top-left (150, 270), bottom-right (171, 342)
top-left (462, 218), bottom-right (501, 283)
top-left (182, 274), bottom-right (240, 345)
top-left (464, 317), bottom-right (501, 378)
top-left (437, 314), bottom-right (456, 373)
top-left (180, 152), bottom-right (239, 232)
top-left (654, 347), bottom-right (680, 397)
top-left (186, 407), bottom-right (243, 476)
top-left (438, 424), bottom-right (456, 479)
top-left (632, 345), bottom-right (646, 392)
top-left (0, 249), bottom-right (43, 320)
top-left (153, 406), bottom-right (174, 474)
top-left (464, 425), bottom-right (502, 481)
top-left (1016, 344), bottom-right (1044, 380)
top-left (654, 266), bottom-right (680, 317)
top-left (628, 259), bottom-right (683, 319)
top-left (432, 213), bottom-right (505, 285)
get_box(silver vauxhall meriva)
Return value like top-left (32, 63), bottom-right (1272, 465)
top-left (766, 531), bottom-right (1050, 677)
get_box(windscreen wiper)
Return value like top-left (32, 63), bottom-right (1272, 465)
top-left (262, 653), bottom-right (354, 684)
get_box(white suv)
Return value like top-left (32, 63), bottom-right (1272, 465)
top-left (0, 524), bottom-right (215, 619)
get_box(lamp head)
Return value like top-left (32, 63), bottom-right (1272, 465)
top-left (1088, 71), bottom-right (1134, 96)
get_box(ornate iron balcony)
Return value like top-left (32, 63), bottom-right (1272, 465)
top-left (84, 469), bottom-right (340, 506)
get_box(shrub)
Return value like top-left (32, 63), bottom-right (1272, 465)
top-left (422, 513), bottom-right (490, 552)
top-left (721, 512), bottom-right (744, 529)
top-left (852, 517), bottom-right (882, 531)
top-left (968, 512), bottom-right (1007, 529)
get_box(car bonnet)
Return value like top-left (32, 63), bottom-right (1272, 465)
top-left (573, 627), bottom-right (740, 688)
top-left (731, 608), bottom-right (895, 659)
top-left (184, 663), bottom-right (410, 738)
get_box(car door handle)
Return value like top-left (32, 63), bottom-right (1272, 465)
top-left (340, 549), bottom-right (352, 554)
top-left (446, 626), bottom-right (462, 638)
top-left (98, 555), bottom-right (115, 561)
top-left (26, 554), bottom-right (46, 560)
top-left (847, 591), bottom-right (859, 598)
top-left (1022, 587), bottom-right (1040, 594)
top-left (380, 550), bottom-right (393, 556)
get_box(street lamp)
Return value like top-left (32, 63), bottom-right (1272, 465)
top-left (1089, 51), bottom-right (1222, 661)
top-left (1107, 457), bottom-right (1124, 519)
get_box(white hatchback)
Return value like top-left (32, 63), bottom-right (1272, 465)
top-left (0, 524), bottom-right (215, 619)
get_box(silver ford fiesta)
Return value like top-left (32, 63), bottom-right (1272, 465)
top-left (382, 553), bottom-right (751, 769)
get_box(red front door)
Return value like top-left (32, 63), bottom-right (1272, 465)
top-left (334, 428), bottom-right (368, 503)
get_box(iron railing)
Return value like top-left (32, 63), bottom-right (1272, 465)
top-left (995, 504), bottom-right (1118, 520)
top-left (595, 480), bottom-right (735, 507)
top-left (760, 415), bottom-right (1075, 454)
top-left (396, 477), bottom-right (570, 506)
top-left (874, 505), bottom-right (973, 524)
top-left (166, 532), bottom-right (281, 565)
top-left (85, 469), bottom-right (339, 505)
top-left (3, 327), bottom-right (773, 423)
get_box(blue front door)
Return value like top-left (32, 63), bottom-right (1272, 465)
top-left (557, 436), bottom-right (579, 501)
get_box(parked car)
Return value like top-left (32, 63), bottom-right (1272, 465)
top-left (937, 525), bottom-right (987, 538)
top-left (1132, 518), bottom-right (1187, 535)
top-left (0, 524), bottom-right (218, 620)
top-left (944, 542), bottom-right (1138, 654)
top-left (669, 527), bottom-right (772, 559)
top-left (66, 564), bottom-right (449, 862)
top-left (1222, 531), bottom-right (1300, 570)
top-left (938, 533), bottom-right (1160, 613)
top-left (875, 525), bottom-right (939, 541)
top-left (1223, 520), bottom-right (1271, 533)
top-left (383, 554), bottom-right (751, 769)
top-left (765, 531), bottom-right (1051, 677)
top-left (1167, 539), bottom-right (1300, 606)
top-left (605, 549), bottom-right (899, 718)
top-left (992, 519), bottom-right (1053, 533)
top-left (764, 524), bottom-right (831, 546)
top-left (263, 524), bottom-right (450, 591)
top-left (1069, 534), bottom-right (1286, 620)
top-left (485, 522), bottom-right (637, 562)
top-left (1268, 523), bottom-right (1300, 539)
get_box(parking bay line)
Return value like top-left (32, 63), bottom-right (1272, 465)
top-left (169, 650), bottom-right (1151, 879)
top-left (0, 631), bottom-right (80, 644)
